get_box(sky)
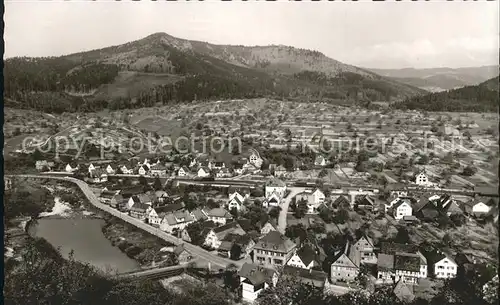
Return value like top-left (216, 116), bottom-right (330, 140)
top-left (4, 1), bottom-right (499, 69)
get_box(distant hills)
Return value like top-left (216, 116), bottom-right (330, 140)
top-left (4, 32), bottom-right (425, 113)
top-left (392, 76), bottom-right (499, 112)
top-left (368, 65), bottom-right (499, 92)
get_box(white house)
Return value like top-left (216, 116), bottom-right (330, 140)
top-left (178, 166), bottom-right (189, 177)
top-left (216, 168), bottom-right (232, 178)
top-left (286, 244), bottom-right (320, 270)
top-left (430, 252), bottom-right (457, 279)
top-left (120, 165), bottom-right (134, 174)
top-left (203, 222), bottom-right (246, 249)
top-left (106, 164), bottom-right (115, 175)
top-left (393, 199), bottom-right (413, 220)
top-left (150, 164), bottom-right (168, 177)
top-left (239, 263), bottom-right (278, 302)
top-left (88, 163), bottom-right (96, 174)
top-left (227, 196), bottom-right (245, 212)
top-left (138, 164), bottom-right (150, 176)
top-left (296, 189), bottom-right (326, 214)
top-left (159, 210), bottom-right (195, 233)
top-left (414, 171), bottom-right (430, 186)
top-left (65, 164), bottom-right (77, 173)
top-left (472, 199), bottom-right (492, 214)
top-left (229, 190), bottom-right (249, 203)
top-left (265, 178), bottom-right (287, 198)
top-left (126, 194), bottom-right (153, 210)
top-left (197, 167), bottom-right (211, 178)
top-left (260, 221), bottom-right (277, 236)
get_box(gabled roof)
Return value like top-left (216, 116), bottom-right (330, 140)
top-left (204, 208), bottom-right (232, 218)
top-left (355, 234), bottom-right (375, 248)
top-left (130, 201), bottom-right (150, 212)
top-left (425, 250), bottom-right (456, 266)
top-left (191, 208), bottom-right (208, 221)
top-left (238, 263), bottom-right (275, 286)
top-left (254, 231), bottom-right (296, 253)
top-left (265, 178), bottom-right (286, 188)
top-left (331, 241), bottom-right (358, 268)
top-left (394, 252), bottom-right (421, 272)
top-left (332, 195), bottom-right (351, 207)
top-left (377, 253), bottom-right (395, 271)
top-left (153, 203), bottom-right (184, 216)
top-left (173, 244), bottom-right (190, 256)
top-left (282, 266), bottom-right (327, 288)
top-left (213, 221), bottom-right (244, 235)
top-left (392, 198), bottom-right (412, 210)
top-left (295, 244), bottom-right (320, 266)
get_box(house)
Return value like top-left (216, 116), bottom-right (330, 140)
top-left (147, 203), bottom-right (184, 226)
top-left (385, 196), bottom-right (411, 212)
top-left (427, 251), bottom-right (457, 279)
top-left (413, 194), bottom-right (439, 221)
top-left (386, 183), bottom-right (409, 198)
top-left (138, 164), bottom-right (150, 176)
top-left (88, 163), bottom-right (97, 173)
top-left (392, 199), bottom-right (413, 220)
top-left (286, 244), bottom-right (321, 270)
top-left (181, 220), bottom-right (216, 243)
top-left (35, 160), bottom-right (54, 171)
top-left (197, 167), bottom-right (211, 178)
top-left (88, 169), bottom-right (108, 184)
top-left (274, 165), bottom-right (287, 176)
top-left (282, 266), bottom-right (328, 289)
top-left (119, 165), bottom-right (134, 174)
top-left (393, 279), bottom-right (415, 303)
top-left (295, 189), bottom-right (326, 214)
top-left (254, 231), bottom-right (297, 267)
top-left (227, 196), bottom-right (245, 212)
top-left (154, 190), bottom-right (169, 203)
top-left (129, 201), bottom-right (150, 220)
top-left (238, 263), bottom-right (278, 302)
top-left (160, 210), bottom-right (195, 233)
top-left (332, 195), bottom-right (351, 209)
top-left (203, 221), bottom-right (246, 249)
top-left (314, 155), bottom-right (327, 167)
top-left (352, 235), bottom-right (377, 265)
top-left (217, 234), bottom-right (255, 259)
top-left (260, 221), bottom-right (278, 236)
top-left (229, 190), bottom-right (250, 203)
top-left (190, 208), bottom-right (209, 222)
top-left (414, 171), bottom-right (431, 186)
top-left (173, 244), bottom-right (194, 264)
top-left (265, 178), bottom-right (287, 199)
top-left (203, 208), bottom-right (233, 225)
top-left (105, 164), bottom-right (115, 175)
top-left (110, 194), bottom-right (125, 209)
top-left (216, 168), bottom-right (232, 178)
top-left (247, 149), bottom-right (263, 168)
top-left (150, 164), bottom-right (168, 177)
top-left (65, 163), bottom-right (77, 173)
top-left (126, 194), bottom-right (152, 209)
top-left (212, 161), bottom-right (226, 170)
top-left (233, 163), bottom-right (244, 175)
top-left (330, 241), bottom-right (359, 283)
top-left (377, 243), bottom-right (428, 284)
top-left (177, 166), bottom-right (189, 177)
top-left (262, 192), bottom-right (281, 209)
top-left (355, 195), bottom-right (375, 211)
top-left (471, 197), bottom-right (494, 215)
top-left (99, 190), bottom-right (116, 204)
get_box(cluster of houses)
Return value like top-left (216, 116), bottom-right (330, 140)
top-left (238, 230), bottom-right (463, 303)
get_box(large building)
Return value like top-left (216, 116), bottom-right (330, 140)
top-left (238, 263), bottom-right (278, 302)
top-left (253, 231), bottom-right (296, 267)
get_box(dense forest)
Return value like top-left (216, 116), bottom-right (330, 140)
top-left (392, 77), bottom-right (499, 112)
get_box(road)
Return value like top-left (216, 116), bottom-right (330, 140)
top-left (277, 187), bottom-right (306, 234)
top-left (9, 174), bottom-right (242, 270)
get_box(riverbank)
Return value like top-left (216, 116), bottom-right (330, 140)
top-left (101, 213), bottom-right (177, 268)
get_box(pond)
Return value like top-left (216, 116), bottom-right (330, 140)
top-left (29, 217), bottom-right (140, 274)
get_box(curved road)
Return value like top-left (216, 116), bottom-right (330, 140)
top-left (9, 174), bottom-right (241, 269)
top-left (277, 187), bottom-right (306, 234)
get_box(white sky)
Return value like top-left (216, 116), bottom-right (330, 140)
top-left (4, 1), bottom-right (499, 69)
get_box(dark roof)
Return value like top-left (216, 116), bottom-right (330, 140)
top-left (425, 250), bottom-right (455, 265)
top-left (296, 244), bottom-right (320, 266)
top-left (255, 231), bottom-right (296, 253)
top-left (238, 263), bottom-right (276, 286)
top-left (237, 219), bottom-right (254, 233)
top-left (173, 244), bottom-right (190, 256)
top-left (153, 203), bottom-right (184, 215)
top-left (282, 266), bottom-right (327, 288)
top-left (130, 201), bottom-right (150, 212)
top-left (379, 242), bottom-right (418, 255)
top-left (377, 253), bottom-right (395, 271)
top-left (332, 195), bottom-right (351, 207)
top-left (213, 221), bottom-right (243, 234)
top-left (394, 252), bottom-right (421, 272)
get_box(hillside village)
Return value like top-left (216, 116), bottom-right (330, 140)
top-left (5, 98), bottom-right (498, 303)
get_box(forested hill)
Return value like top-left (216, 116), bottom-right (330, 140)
top-left (392, 76), bottom-right (499, 112)
top-left (4, 32), bottom-right (425, 113)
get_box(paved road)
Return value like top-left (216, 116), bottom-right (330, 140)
top-left (9, 174), bottom-right (242, 269)
top-left (277, 187), bottom-right (306, 234)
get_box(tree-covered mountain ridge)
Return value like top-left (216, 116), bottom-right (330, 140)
top-left (5, 32), bottom-right (425, 113)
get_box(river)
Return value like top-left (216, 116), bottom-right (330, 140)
top-left (29, 217), bottom-right (140, 274)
